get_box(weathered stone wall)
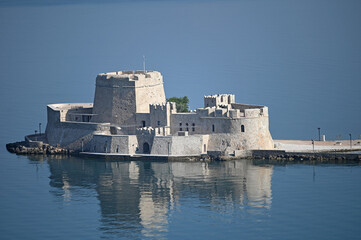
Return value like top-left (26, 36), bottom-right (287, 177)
top-left (149, 102), bottom-right (176, 128)
top-left (150, 135), bottom-right (208, 156)
top-left (91, 74), bottom-right (137, 127)
top-left (134, 71), bottom-right (166, 113)
top-left (45, 104), bottom-right (110, 151)
top-left (90, 134), bottom-right (138, 154)
top-left (135, 113), bottom-right (150, 128)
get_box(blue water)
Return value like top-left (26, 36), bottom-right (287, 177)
top-left (1, 1), bottom-right (361, 239)
top-left (0, 153), bottom-right (361, 240)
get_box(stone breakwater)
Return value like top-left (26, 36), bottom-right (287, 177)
top-left (251, 150), bottom-right (361, 163)
top-left (6, 141), bottom-right (75, 156)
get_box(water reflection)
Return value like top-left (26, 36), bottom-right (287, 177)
top-left (46, 158), bottom-right (273, 238)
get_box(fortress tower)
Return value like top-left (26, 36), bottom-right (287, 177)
top-left (91, 71), bottom-right (166, 128)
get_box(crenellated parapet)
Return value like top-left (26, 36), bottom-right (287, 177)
top-left (194, 105), bottom-right (268, 119)
top-left (149, 102), bottom-right (176, 113)
top-left (97, 70), bottom-right (162, 81)
top-left (136, 127), bottom-right (156, 136)
top-left (204, 94), bottom-right (235, 108)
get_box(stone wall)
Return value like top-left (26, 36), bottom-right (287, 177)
top-left (91, 73), bottom-right (137, 127)
top-left (150, 135), bottom-right (208, 156)
top-left (90, 134), bottom-right (138, 154)
top-left (149, 102), bottom-right (176, 128)
top-left (45, 104), bottom-right (110, 151)
top-left (134, 71), bottom-right (166, 113)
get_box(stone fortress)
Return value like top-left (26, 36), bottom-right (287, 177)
top-left (45, 70), bottom-right (274, 157)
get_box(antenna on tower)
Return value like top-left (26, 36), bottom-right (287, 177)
top-left (143, 55), bottom-right (146, 73)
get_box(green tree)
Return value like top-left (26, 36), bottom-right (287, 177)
top-left (167, 96), bottom-right (189, 112)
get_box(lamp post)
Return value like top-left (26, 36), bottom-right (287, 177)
top-left (349, 133), bottom-right (352, 149)
top-left (317, 128), bottom-right (321, 141)
top-left (34, 130), bottom-right (38, 141)
top-left (39, 123), bottom-right (42, 135)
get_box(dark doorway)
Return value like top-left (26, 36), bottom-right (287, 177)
top-left (142, 121), bottom-right (146, 127)
top-left (143, 142), bottom-right (150, 154)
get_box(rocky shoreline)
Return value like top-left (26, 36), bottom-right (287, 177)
top-left (6, 141), bottom-right (75, 156)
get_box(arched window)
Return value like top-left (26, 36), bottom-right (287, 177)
top-left (241, 125), bottom-right (245, 132)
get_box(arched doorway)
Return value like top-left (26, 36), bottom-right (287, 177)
top-left (143, 142), bottom-right (150, 154)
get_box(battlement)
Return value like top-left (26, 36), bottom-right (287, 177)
top-left (204, 94), bottom-right (235, 108)
top-left (97, 70), bottom-right (162, 81)
top-left (196, 106), bottom-right (239, 118)
top-left (136, 127), bottom-right (155, 136)
top-left (195, 105), bottom-right (268, 118)
top-left (149, 102), bottom-right (176, 112)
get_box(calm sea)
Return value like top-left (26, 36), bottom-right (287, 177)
top-left (0, 153), bottom-right (361, 240)
top-left (1, 1), bottom-right (361, 239)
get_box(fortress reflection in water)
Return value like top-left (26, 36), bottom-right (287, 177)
top-left (47, 158), bottom-right (273, 238)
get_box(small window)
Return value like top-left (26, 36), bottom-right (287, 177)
top-left (116, 145), bottom-right (119, 153)
top-left (186, 123), bottom-right (189, 131)
top-left (179, 123), bottom-right (182, 131)
top-left (212, 124), bottom-right (215, 132)
top-left (157, 120), bottom-right (160, 126)
top-left (241, 125), bottom-right (245, 132)
top-left (192, 123), bottom-right (195, 132)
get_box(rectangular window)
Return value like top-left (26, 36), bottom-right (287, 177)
top-left (157, 120), bottom-right (160, 126)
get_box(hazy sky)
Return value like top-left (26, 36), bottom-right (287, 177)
top-left (0, 0), bottom-right (360, 140)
